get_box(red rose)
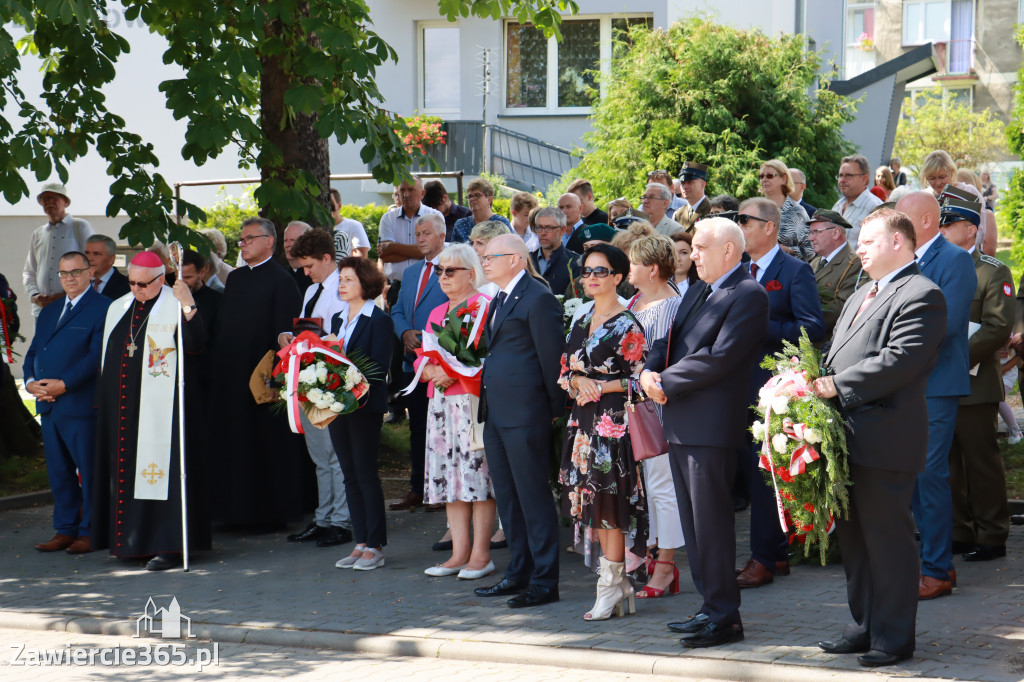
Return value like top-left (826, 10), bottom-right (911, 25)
top-left (297, 393), bottom-right (309, 402)
top-left (803, 502), bottom-right (816, 513)
top-left (324, 373), bottom-right (342, 390)
top-left (765, 280), bottom-right (783, 292)
top-left (300, 352), bottom-right (316, 364)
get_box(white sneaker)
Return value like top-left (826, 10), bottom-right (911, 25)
top-left (353, 547), bottom-right (385, 571)
top-left (457, 561), bottom-right (495, 580)
top-left (1009, 430), bottom-right (1023, 445)
top-left (336, 546), bottom-right (366, 569)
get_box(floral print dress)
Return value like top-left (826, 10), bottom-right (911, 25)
top-left (558, 309), bottom-right (648, 569)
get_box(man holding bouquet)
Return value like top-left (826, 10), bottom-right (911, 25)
top-left (812, 209), bottom-right (947, 667)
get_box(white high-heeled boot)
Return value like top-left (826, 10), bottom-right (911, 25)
top-left (584, 556), bottom-right (637, 621)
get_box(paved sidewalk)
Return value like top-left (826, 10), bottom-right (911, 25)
top-left (1, 503), bottom-right (1021, 681)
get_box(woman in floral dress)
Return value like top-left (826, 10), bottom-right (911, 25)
top-left (558, 244), bottom-right (648, 621)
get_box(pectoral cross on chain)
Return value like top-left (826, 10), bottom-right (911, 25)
top-left (127, 340), bottom-right (138, 357)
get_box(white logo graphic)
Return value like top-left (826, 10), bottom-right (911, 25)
top-left (135, 597), bottom-right (195, 639)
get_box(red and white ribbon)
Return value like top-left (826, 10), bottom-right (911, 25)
top-left (274, 331), bottom-right (362, 435)
top-left (400, 302), bottom-right (488, 397)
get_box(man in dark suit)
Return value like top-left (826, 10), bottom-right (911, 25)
top-left (23, 251), bottom-right (112, 554)
top-left (642, 217), bottom-right (769, 648)
top-left (475, 234), bottom-right (564, 608)
top-left (84, 235), bottom-right (129, 299)
top-left (895, 191), bottom-right (976, 599)
top-left (939, 195), bottom-right (1014, 563)
top-left (807, 209), bottom-right (864, 340)
top-left (735, 198), bottom-right (825, 589)
top-left (530, 206), bottom-right (580, 295)
top-left (389, 213), bottom-right (450, 511)
top-left (813, 208), bottom-right (947, 667)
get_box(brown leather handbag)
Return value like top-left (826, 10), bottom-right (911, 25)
top-left (627, 378), bottom-right (668, 462)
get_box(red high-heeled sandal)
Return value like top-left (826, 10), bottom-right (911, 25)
top-left (636, 560), bottom-right (679, 599)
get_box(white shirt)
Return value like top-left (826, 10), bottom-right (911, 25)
top-left (94, 266), bottom-right (115, 292)
top-left (875, 261), bottom-right (917, 294)
top-left (711, 262), bottom-right (743, 292)
top-left (832, 189), bottom-right (883, 249)
top-left (750, 245), bottom-right (781, 282)
top-left (914, 233), bottom-right (941, 261)
top-left (23, 214), bottom-right (94, 302)
top-left (820, 242), bottom-right (849, 266)
top-left (248, 255), bottom-right (273, 269)
top-left (334, 218), bottom-right (370, 251)
top-left (499, 269), bottom-right (527, 298)
top-left (300, 268), bottom-right (343, 326)
top-left (378, 203), bottom-right (443, 282)
top-left (336, 299), bottom-right (376, 351)
top-left (514, 225), bottom-right (541, 253)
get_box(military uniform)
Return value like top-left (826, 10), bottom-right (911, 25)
top-left (949, 249), bottom-right (1014, 549)
top-left (811, 242), bottom-right (864, 339)
top-left (675, 196), bottom-right (711, 233)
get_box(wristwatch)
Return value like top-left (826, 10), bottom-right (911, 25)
top-left (182, 304), bottom-right (198, 315)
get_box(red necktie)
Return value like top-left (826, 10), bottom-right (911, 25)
top-left (750, 263), bottom-right (759, 280)
top-left (92, 277), bottom-right (101, 291)
top-left (415, 263), bottom-right (432, 306)
top-left (851, 282), bottom-right (879, 325)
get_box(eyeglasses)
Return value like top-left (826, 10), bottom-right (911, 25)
top-left (581, 266), bottom-right (614, 278)
top-left (836, 173), bottom-right (866, 180)
top-left (433, 265), bottom-right (471, 278)
top-left (534, 225), bottom-right (562, 233)
top-left (466, 192), bottom-right (489, 201)
top-left (128, 274), bottom-right (163, 288)
top-left (56, 268), bottom-right (90, 279)
top-left (735, 214), bottom-right (769, 226)
top-left (481, 253), bottom-right (514, 264)
top-left (808, 226), bottom-right (839, 235)
top-left (758, 172), bottom-right (779, 180)
top-left (237, 234), bottom-right (271, 246)
top-left (641, 194), bottom-right (665, 202)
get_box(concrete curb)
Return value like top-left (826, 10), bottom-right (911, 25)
top-left (0, 609), bottom-right (950, 682)
top-left (0, 490), bottom-right (52, 511)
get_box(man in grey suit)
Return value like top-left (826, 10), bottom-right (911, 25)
top-left (474, 234), bottom-right (565, 608)
top-left (641, 217), bottom-right (770, 648)
top-left (813, 209), bottom-right (947, 668)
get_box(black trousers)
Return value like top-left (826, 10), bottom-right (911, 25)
top-left (405, 380), bottom-right (429, 494)
top-left (329, 410), bottom-right (387, 548)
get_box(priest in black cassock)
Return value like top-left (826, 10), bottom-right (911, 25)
top-left (92, 251), bottom-right (210, 571)
top-left (211, 217), bottom-right (308, 529)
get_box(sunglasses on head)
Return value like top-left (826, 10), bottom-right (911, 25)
top-left (581, 266), bottom-right (615, 278)
top-left (433, 265), bottom-right (471, 277)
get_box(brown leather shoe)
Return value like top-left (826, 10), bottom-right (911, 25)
top-left (389, 491), bottom-right (423, 511)
top-left (918, 575), bottom-right (952, 600)
top-left (737, 559), bottom-right (774, 588)
top-left (949, 569), bottom-right (957, 588)
top-left (66, 537), bottom-right (92, 554)
top-left (775, 561), bottom-right (790, 576)
top-left (35, 534), bottom-right (75, 552)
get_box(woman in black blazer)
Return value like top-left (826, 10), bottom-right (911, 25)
top-left (328, 257), bottom-right (393, 572)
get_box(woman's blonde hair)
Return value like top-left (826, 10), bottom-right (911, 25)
top-left (470, 220), bottom-right (512, 244)
top-left (921, 150), bottom-right (957, 183)
top-left (611, 220), bottom-right (655, 252)
top-left (761, 159), bottom-right (795, 196)
top-left (629, 234), bottom-right (677, 282)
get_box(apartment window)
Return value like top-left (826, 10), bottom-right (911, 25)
top-left (505, 15), bottom-right (653, 113)
top-left (845, 2), bottom-right (876, 79)
top-left (419, 23), bottom-right (461, 115)
top-left (903, 0), bottom-right (950, 44)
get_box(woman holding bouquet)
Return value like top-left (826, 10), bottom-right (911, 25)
top-left (417, 244), bottom-right (497, 580)
top-left (330, 257), bottom-right (393, 572)
top-left (558, 244), bottom-right (648, 621)
top-left (626, 235), bottom-right (684, 599)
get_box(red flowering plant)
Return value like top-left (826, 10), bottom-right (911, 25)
top-left (402, 297), bottom-right (490, 397)
top-left (395, 114), bottom-right (447, 154)
top-left (751, 329), bottom-right (851, 563)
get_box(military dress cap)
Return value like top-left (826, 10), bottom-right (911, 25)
top-left (807, 208), bottom-right (853, 231)
top-left (678, 162), bottom-right (709, 181)
top-left (567, 223), bottom-right (618, 253)
top-left (938, 184), bottom-right (983, 227)
top-left (36, 181), bottom-right (70, 206)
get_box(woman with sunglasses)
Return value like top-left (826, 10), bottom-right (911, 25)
top-left (558, 243), bottom-right (648, 621)
top-left (416, 244), bottom-right (497, 580)
top-left (757, 159), bottom-right (812, 261)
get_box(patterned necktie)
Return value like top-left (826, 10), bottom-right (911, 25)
top-left (492, 291), bottom-right (507, 315)
top-left (851, 282), bottom-right (879, 325)
top-left (750, 263), bottom-right (759, 280)
top-left (815, 258), bottom-right (828, 273)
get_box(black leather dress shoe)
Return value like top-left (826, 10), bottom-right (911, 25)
top-left (432, 539), bottom-right (453, 552)
top-left (316, 526), bottom-right (353, 547)
top-left (474, 577), bottom-right (527, 597)
top-left (858, 650), bottom-right (911, 667)
top-left (1011, 514), bottom-right (1024, 526)
top-left (680, 622), bottom-right (744, 648)
top-left (146, 554), bottom-right (182, 571)
top-left (962, 544), bottom-right (1006, 562)
top-left (667, 613), bottom-right (709, 634)
top-left (818, 638), bottom-right (870, 654)
top-left (507, 584), bottom-right (559, 608)
top-left (288, 522), bottom-right (326, 543)
top-left (951, 540), bottom-right (975, 554)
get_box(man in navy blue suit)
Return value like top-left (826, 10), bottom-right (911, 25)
top-left (390, 213), bottom-right (449, 511)
top-left (735, 198), bottom-right (825, 589)
top-left (896, 191), bottom-right (977, 600)
top-left (474, 234), bottom-right (565, 608)
top-left (23, 251), bottom-right (111, 554)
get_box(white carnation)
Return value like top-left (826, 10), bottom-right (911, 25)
top-left (803, 427), bottom-right (822, 445)
top-left (306, 388), bottom-right (323, 401)
top-left (772, 433), bottom-right (790, 454)
top-left (770, 395), bottom-right (789, 415)
top-left (329, 402), bottom-right (344, 413)
top-left (298, 367), bottom-right (317, 384)
top-left (751, 421), bottom-right (766, 441)
top-left (345, 365), bottom-right (361, 385)
top-left (316, 365), bottom-right (328, 382)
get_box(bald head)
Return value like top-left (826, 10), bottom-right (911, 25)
top-left (490, 233), bottom-right (528, 260)
top-left (691, 217), bottom-right (745, 283)
top-left (283, 221), bottom-right (312, 266)
top-left (895, 191), bottom-right (941, 244)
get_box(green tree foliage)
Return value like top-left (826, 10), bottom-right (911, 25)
top-left (1001, 26), bottom-right (1024, 264)
top-left (575, 18), bottom-right (855, 209)
top-left (894, 86), bottom-right (1007, 179)
top-left (0, 0), bottom-right (576, 251)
